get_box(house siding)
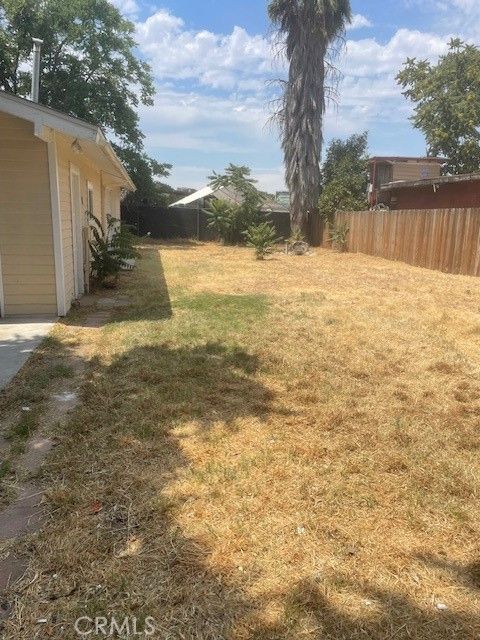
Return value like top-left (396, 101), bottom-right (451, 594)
top-left (392, 162), bottom-right (442, 183)
top-left (55, 134), bottom-right (124, 310)
top-left (0, 112), bottom-right (57, 315)
top-left (386, 180), bottom-right (480, 210)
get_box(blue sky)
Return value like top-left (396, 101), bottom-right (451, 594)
top-left (112, 0), bottom-right (477, 192)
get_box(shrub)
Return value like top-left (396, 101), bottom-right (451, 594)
top-left (205, 199), bottom-right (238, 244)
top-left (286, 227), bottom-right (309, 255)
top-left (243, 222), bottom-right (280, 260)
top-left (206, 164), bottom-right (264, 244)
top-left (329, 222), bottom-right (349, 252)
top-left (288, 227), bottom-right (306, 243)
top-left (88, 213), bottom-right (139, 286)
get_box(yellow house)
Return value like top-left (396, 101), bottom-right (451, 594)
top-left (0, 91), bottom-right (135, 317)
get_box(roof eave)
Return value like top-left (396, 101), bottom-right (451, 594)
top-left (96, 131), bottom-right (136, 191)
top-left (0, 91), bottom-right (135, 191)
top-left (381, 172), bottom-right (480, 191)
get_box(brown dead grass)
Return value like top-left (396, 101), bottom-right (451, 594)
top-left (3, 242), bottom-right (480, 638)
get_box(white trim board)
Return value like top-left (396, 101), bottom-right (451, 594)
top-left (47, 130), bottom-right (67, 316)
top-left (69, 163), bottom-right (81, 298)
top-left (0, 246), bottom-right (5, 318)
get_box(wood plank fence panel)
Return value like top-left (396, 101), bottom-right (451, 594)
top-left (320, 208), bottom-right (480, 277)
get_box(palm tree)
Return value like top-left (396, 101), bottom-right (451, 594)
top-left (268, 0), bottom-right (351, 234)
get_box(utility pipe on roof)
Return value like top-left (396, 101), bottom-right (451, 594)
top-left (31, 38), bottom-right (43, 103)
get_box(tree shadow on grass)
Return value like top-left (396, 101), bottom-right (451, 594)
top-left (416, 552), bottom-right (480, 592)
top-left (90, 341), bottom-right (274, 635)
top-left (99, 344), bottom-right (479, 637)
top-left (5, 339), bottom-right (277, 637)
top-left (5, 335), bottom-right (480, 639)
top-left (64, 244), bottom-right (173, 327)
top-left (104, 341), bottom-right (274, 435)
top-left (250, 573), bottom-right (480, 639)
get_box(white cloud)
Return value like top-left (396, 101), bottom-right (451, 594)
top-left (342, 29), bottom-right (447, 77)
top-left (139, 88), bottom-right (268, 153)
top-left (109, 0), bottom-right (138, 16)
top-left (347, 14), bottom-right (373, 30)
top-left (133, 7), bottom-right (470, 188)
top-left (254, 168), bottom-right (286, 193)
top-left (136, 10), bottom-right (274, 90)
top-left (405, 0), bottom-right (480, 37)
top-left (136, 8), bottom-right (448, 129)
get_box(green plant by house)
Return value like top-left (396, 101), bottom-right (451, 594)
top-left (88, 213), bottom-right (139, 286)
top-left (243, 222), bottom-right (280, 260)
top-left (329, 222), bottom-right (350, 252)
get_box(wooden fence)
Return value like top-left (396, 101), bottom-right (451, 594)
top-left (321, 208), bottom-right (480, 276)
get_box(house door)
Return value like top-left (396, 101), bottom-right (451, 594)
top-left (70, 167), bottom-right (85, 296)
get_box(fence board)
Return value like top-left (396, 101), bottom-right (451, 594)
top-left (319, 208), bottom-right (480, 277)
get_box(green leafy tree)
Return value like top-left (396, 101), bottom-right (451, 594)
top-left (397, 39), bottom-right (480, 174)
top-left (207, 164), bottom-right (264, 242)
top-left (0, 0), bottom-right (152, 145)
top-left (268, 0), bottom-right (352, 234)
top-left (114, 145), bottom-right (172, 211)
top-left (0, 0), bottom-right (170, 202)
top-left (209, 164), bottom-right (265, 215)
top-left (154, 182), bottom-right (177, 207)
top-left (319, 132), bottom-right (368, 223)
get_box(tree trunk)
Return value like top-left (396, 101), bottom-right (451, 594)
top-left (306, 208), bottom-right (323, 246)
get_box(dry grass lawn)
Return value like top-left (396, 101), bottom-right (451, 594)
top-left (2, 241), bottom-right (480, 638)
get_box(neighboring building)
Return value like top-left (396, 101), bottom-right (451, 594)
top-left (170, 186), bottom-right (218, 209)
top-left (171, 186), bottom-right (196, 201)
top-left (275, 191), bottom-right (290, 208)
top-left (378, 173), bottom-right (480, 210)
top-left (368, 156), bottom-right (446, 207)
top-left (169, 184), bottom-right (289, 212)
top-left (0, 91), bottom-right (134, 317)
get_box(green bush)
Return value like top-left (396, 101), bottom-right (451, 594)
top-left (206, 164), bottom-right (264, 244)
top-left (243, 222), bottom-right (280, 260)
top-left (205, 199), bottom-right (238, 244)
top-left (329, 222), bottom-right (349, 252)
top-left (88, 212), bottom-right (139, 286)
top-left (288, 228), bottom-right (306, 244)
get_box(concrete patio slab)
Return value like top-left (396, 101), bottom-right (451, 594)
top-left (0, 317), bottom-right (56, 391)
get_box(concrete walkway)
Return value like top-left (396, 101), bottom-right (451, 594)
top-left (0, 317), bottom-right (56, 391)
